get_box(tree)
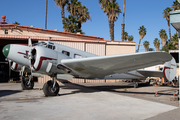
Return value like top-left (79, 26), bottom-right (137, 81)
top-left (121, 0), bottom-right (126, 41)
top-left (54, 0), bottom-right (69, 32)
top-left (63, 15), bottom-right (84, 34)
top-left (136, 25), bottom-right (146, 52)
top-left (123, 32), bottom-right (128, 41)
top-left (77, 5), bottom-right (90, 29)
top-left (159, 29), bottom-right (168, 47)
top-left (128, 35), bottom-right (134, 41)
top-left (163, 7), bottom-right (172, 41)
top-left (67, 0), bottom-right (90, 30)
top-left (99, 0), bottom-right (121, 41)
top-left (171, 33), bottom-right (179, 49)
top-left (149, 48), bottom-right (154, 51)
top-left (153, 38), bottom-right (160, 51)
top-left (13, 21), bottom-right (20, 25)
top-left (143, 40), bottom-right (150, 52)
top-left (67, 0), bottom-right (81, 16)
top-left (171, 0), bottom-right (180, 10)
top-left (161, 42), bottom-right (176, 52)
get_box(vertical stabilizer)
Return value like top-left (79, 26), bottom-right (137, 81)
top-left (163, 57), bottom-right (177, 81)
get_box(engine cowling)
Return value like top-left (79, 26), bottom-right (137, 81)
top-left (31, 46), bottom-right (70, 75)
top-left (11, 62), bottom-right (22, 72)
top-left (11, 62), bottom-right (31, 73)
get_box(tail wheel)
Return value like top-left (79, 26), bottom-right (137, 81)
top-left (43, 80), bottom-right (59, 96)
top-left (134, 82), bottom-right (138, 88)
top-left (21, 76), bottom-right (34, 90)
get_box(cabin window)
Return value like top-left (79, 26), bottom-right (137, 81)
top-left (74, 54), bottom-right (82, 58)
top-left (62, 50), bottom-right (70, 56)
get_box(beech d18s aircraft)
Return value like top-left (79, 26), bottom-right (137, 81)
top-left (2, 37), bottom-right (176, 96)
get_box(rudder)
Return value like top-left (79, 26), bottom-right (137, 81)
top-left (163, 57), bottom-right (177, 81)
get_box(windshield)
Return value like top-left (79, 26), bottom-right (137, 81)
top-left (33, 42), bottom-right (47, 47)
top-left (33, 42), bottom-right (55, 50)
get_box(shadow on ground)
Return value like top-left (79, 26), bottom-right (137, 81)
top-left (0, 90), bottom-right (22, 97)
top-left (58, 81), bottom-right (177, 97)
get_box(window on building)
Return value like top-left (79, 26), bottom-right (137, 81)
top-left (4, 29), bottom-right (8, 34)
top-left (62, 51), bottom-right (70, 56)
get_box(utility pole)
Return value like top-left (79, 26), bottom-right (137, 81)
top-left (121, 0), bottom-right (126, 41)
top-left (45, 0), bottom-right (48, 29)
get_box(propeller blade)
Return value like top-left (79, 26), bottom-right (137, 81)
top-left (28, 37), bottom-right (32, 57)
top-left (28, 37), bottom-right (33, 82)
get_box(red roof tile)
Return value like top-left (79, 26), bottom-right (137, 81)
top-left (0, 24), bottom-right (104, 40)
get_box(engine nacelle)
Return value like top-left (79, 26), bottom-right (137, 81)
top-left (32, 46), bottom-right (71, 75)
top-left (11, 62), bottom-right (22, 72)
top-left (11, 62), bottom-right (31, 73)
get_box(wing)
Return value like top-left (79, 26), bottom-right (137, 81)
top-left (61, 51), bottom-right (172, 79)
top-left (137, 70), bottom-right (163, 78)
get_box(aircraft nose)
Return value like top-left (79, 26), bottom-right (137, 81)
top-left (2, 44), bottom-right (10, 57)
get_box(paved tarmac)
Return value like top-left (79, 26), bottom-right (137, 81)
top-left (0, 82), bottom-right (179, 120)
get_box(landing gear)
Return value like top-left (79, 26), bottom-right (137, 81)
top-left (43, 80), bottom-right (60, 96)
top-left (21, 76), bottom-right (34, 90)
top-left (134, 82), bottom-right (138, 88)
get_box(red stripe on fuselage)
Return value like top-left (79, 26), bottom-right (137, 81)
top-left (18, 51), bottom-right (29, 55)
top-left (35, 56), bottom-right (57, 71)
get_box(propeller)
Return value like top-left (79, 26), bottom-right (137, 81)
top-left (28, 37), bottom-right (33, 83)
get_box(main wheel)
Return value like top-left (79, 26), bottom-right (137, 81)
top-left (43, 80), bottom-right (59, 96)
top-left (21, 76), bottom-right (34, 90)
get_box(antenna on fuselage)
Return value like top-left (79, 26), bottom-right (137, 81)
top-left (48, 37), bottom-right (51, 42)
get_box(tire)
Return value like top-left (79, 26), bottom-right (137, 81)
top-left (134, 82), bottom-right (138, 88)
top-left (21, 77), bottom-right (34, 90)
top-left (43, 80), bottom-right (59, 96)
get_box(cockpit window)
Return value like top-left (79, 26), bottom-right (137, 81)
top-left (33, 42), bottom-right (47, 47)
top-left (33, 42), bottom-right (55, 50)
top-left (47, 44), bottom-right (55, 50)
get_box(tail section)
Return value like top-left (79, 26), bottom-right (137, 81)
top-left (163, 57), bottom-right (177, 81)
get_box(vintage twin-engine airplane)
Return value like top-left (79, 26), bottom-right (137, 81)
top-left (2, 37), bottom-right (176, 96)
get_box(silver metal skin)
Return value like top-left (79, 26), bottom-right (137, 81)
top-left (2, 40), bottom-right (177, 82)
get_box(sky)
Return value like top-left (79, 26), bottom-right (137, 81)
top-left (0, 0), bottom-right (177, 52)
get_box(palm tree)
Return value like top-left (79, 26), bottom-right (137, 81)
top-left (67, 0), bottom-right (90, 29)
top-left (149, 48), bottom-right (154, 51)
top-left (77, 5), bottom-right (90, 29)
top-left (171, 0), bottom-right (180, 10)
top-left (171, 33), bottom-right (179, 49)
top-left (121, 0), bottom-right (126, 41)
top-left (163, 7), bottom-right (172, 41)
top-left (128, 35), bottom-right (134, 41)
top-left (54, 0), bottom-right (69, 31)
top-left (67, 0), bottom-right (81, 16)
top-left (123, 32), bottom-right (128, 41)
top-left (63, 15), bottom-right (81, 33)
top-left (13, 21), bottom-right (20, 25)
top-left (143, 41), bottom-right (150, 52)
top-left (153, 38), bottom-right (160, 51)
top-left (159, 29), bottom-right (168, 47)
top-left (136, 25), bottom-right (146, 52)
top-left (99, 0), bottom-right (121, 41)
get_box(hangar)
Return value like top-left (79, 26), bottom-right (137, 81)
top-left (0, 23), bottom-right (136, 83)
